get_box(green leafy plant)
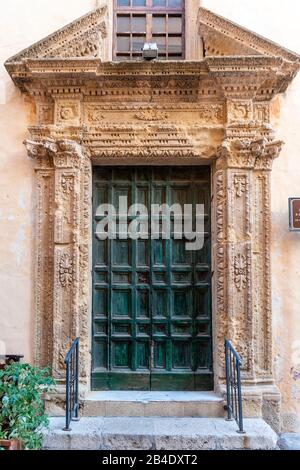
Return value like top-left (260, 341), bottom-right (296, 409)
top-left (0, 363), bottom-right (55, 450)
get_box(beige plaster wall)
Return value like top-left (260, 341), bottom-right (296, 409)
top-left (0, 0), bottom-right (97, 361)
top-left (0, 0), bottom-right (300, 431)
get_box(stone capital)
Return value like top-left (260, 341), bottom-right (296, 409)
top-left (24, 139), bottom-right (47, 160)
top-left (216, 137), bottom-right (284, 170)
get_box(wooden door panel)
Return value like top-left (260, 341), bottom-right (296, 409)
top-left (92, 166), bottom-right (212, 391)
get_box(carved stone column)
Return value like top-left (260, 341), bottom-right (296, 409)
top-left (24, 138), bottom-right (91, 386)
top-left (212, 137), bottom-right (283, 430)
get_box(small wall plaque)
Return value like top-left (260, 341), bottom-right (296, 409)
top-left (289, 198), bottom-right (300, 231)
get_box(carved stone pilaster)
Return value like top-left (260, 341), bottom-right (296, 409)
top-left (252, 171), bottom-right (272, 378)
top-left (24, 138), bottom-right (91, 384)
top-left (213, 161), bottom-right (254, 382)
top-left (213, 137), bottom-right (283, 385)
top-left (24, 140), bottom-right (54, 367)
top-left (34, 170), bottom-right (55, 368)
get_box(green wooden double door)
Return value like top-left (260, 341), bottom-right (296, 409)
top-left (92, 166), bottom-right (213, 390)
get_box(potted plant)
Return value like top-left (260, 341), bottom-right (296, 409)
top-left (0, 363), bottom-right (55, 450)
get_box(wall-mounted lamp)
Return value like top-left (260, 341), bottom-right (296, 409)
top-left (142, 43), bottom-right (158, 60)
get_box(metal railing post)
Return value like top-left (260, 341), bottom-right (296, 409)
top-left (74, 341), bottom-right (79, 421)
top-left (63, 338), bottom-right (80, 431)
top-left (236, 359), bottom-right (244, 433)
top-left (224, 340), bottom-right (232, 421)
top-left (224, 339), bottom-right (245, 434)
top-left (64, 360), bottom-right (71, 431)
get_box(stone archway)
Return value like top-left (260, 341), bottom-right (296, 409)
top-left (5, 5), bottom-right (300, 430)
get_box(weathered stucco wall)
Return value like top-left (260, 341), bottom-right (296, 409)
top-left (0, 0), bottom-right (300, 431)
top-left (0, 0), bottom-right (97, 361)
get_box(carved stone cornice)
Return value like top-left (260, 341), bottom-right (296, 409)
top-left (7, 57), bottom-right (298, 101)
top-left (205, 57), bottom-right (300, 100)
top-left (216, 137), bottom-right (284, 170)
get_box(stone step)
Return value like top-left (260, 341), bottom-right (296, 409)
top-left (82, 391), bottom-right (225, 417)
top-left (43, 417), bottom-right (278, 450)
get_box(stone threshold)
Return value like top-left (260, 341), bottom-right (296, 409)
top-left (43, 417), bottom-right (278, 450)
top-left (85, 390), bottom-right (223, 402)
top-left (82, 391), bottom-right (225, 417)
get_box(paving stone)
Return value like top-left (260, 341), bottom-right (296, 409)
top-left (278, 433), bottom-right (300, 450)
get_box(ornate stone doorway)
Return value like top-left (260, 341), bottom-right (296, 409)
top-left (5, 5), bottom-right (300, 429)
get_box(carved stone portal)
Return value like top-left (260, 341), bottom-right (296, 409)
top-left (5, 6), bottom-right (300, 431)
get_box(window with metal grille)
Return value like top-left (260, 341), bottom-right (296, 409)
top-left (114, 0), bottom-right (185, 60)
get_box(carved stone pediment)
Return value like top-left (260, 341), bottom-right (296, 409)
top-left (4, 6), bottom-right (299, 103)
top-left (5, 6), bottom-right (107, 63)
top-left (199, 7), bottom-right (300, 62)
top-left (5, 5), bottom-right (299, 68)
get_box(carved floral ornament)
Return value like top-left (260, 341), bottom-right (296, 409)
top-left (228, 101), bottom-right (252, 123)
top-left (58, 103), bottom-right (79, 122)
top-left (135, 109), bottom-right (169, 122)
top-left (86, 105), bottom-right (105, 124)
top-left (61, 175), bottom-right (74, 195)
top-left (234, 254), bottom-right (247, 291)
top-left (234, 175), bottom-right (246, 197)
top-left (59, 253), bottom-right (73, 288)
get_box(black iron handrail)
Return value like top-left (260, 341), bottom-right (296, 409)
top-left (63, 337), bottom-right (79, 431)
top-left (224, 339), bottom-right (245, 434)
